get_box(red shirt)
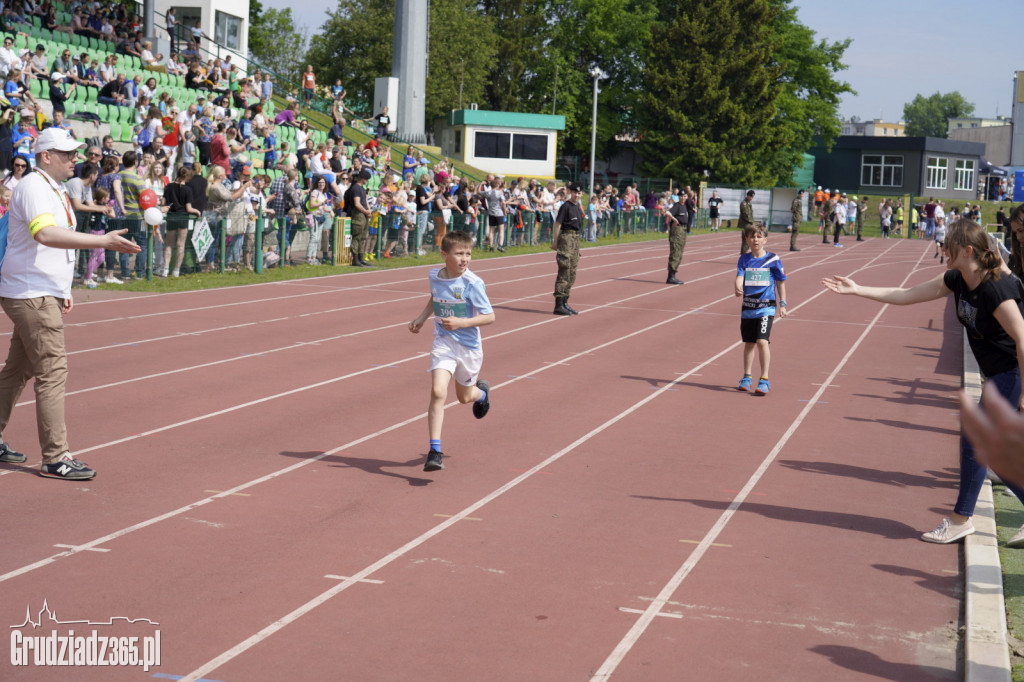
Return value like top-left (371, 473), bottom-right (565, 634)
top-left (210, 133), bottom-right (230, 174)
top-left (303, 71), bottom-right (315, 90)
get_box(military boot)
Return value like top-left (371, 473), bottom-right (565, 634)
top-left (667, 268), bottom-right (682, 285)
top-left (553, 297), bottom-right (573, 316)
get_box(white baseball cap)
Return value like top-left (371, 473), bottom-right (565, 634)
top-left (36, 127), bottom-right (85, 153)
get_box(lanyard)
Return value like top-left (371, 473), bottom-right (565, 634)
top-left (35, 168), bottom-right (76, 229)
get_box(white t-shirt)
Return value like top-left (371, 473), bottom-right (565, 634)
top-left (0, 170), bottom-right (77, 299)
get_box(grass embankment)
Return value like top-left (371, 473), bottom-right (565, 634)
top-left (993, 487), bottom-right (1024, 680)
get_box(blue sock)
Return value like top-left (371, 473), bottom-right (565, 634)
top-left (476, 389), bottom-right (487, 404)
top-left (430, 439), bottom-right (441, 453)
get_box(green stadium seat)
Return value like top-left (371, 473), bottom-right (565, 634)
top-left (65, 101), bottom-right (77, 116)
top-left (84, 86), bottom-right (96, 103)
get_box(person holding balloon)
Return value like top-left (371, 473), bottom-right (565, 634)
top-left (118, 151), bottom-right (149, 280)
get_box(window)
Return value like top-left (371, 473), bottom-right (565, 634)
top-left (214, 11), bottom-right (242, 51)
top-left (926, 157), bottom-right (948, 189)
top-left (512, 134), bottom-right (547, 161)
top-left (474, 131), bottom-right (550, 161)
top-left (861, 154), bottom-right (904, 187)
top-left (955, 159), bottom-right (975, 191)
top-left (475, 132), bottom-right (510, 159)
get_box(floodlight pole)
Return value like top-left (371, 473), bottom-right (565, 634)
top-left (588, 68), bottom-right (601, 197)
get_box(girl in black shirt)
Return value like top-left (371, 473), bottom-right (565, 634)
top-left (823, 219), bottom-right (1024, 546)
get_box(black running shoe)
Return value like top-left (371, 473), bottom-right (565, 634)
top-left (473, 380), bottom-right (491, 419)
top-left (0, 442), bottom-right (25, 463)
top-left (424, 449), bottom-right (444, 472)
top-left (40, 454), bottom-right (96, 480)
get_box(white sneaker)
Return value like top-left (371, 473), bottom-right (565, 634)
top-left (84, 278), bottom-right (98, 289)
top-left (921, 517), bottom-right (975, 544)
top-left (157, 268), bottom-right (168, 277)
top-left (1007, 526), bottom-right (1024, 548)
top-left (104, 275), bottom-right (123, 284)
top-left (171, 269), bottom-right (180, 277)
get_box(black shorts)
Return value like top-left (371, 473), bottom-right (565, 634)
top-left (487, 214), bottom-right (506, 227)
top-left (740, 315), bottom-right (774, 343)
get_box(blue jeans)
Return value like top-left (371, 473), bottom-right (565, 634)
top-left (205, 216), bottom-right (222, 266)
top-left (118, 219), bottom-right (145, 278)
top-left (954, 367), bottom-right (1023, 516)
top-left (226, 233), bottom-right (244, 264)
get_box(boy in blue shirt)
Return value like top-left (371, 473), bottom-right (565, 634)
top-left (409, 231), bottom-right (495, 471)
top-left (734, 224), bottom-right (788, 395)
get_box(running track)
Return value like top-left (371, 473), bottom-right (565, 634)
top-left (1, 234), bottom-right (964, 681)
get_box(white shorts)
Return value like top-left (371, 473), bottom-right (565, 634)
top-left (429, 334), bottom-right (483, 386)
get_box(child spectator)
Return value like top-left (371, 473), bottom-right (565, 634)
top-left (0, 185), bottom-right (10, 216)
top-left (407, 230), bottom-right (495, 472)
top-left (734, 223), bottom-right (788, 395)
top-left (83, 186), bottom-right (110, 288)
top-left (934, 216), bottom-right (947, 263)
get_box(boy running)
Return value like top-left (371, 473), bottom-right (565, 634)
top-left (735, 224), bottom-right (788, 395)
top-left (409, 231), bottom-right (495, 471)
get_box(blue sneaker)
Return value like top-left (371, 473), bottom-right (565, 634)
top-left (737, 376), bottom-right (752, 392)
top-left (755, 379), bottom-right (771, 395)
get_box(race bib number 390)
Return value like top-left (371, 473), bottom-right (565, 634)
top-left (433, 298), bottom-right (467, 318)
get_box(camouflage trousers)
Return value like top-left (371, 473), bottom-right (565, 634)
top-left (350, 212), bottom-right (369, 256)
top-left (668, 223), bottom-right (687, 270)
top-left (553, 230), bottom-right (581, 298)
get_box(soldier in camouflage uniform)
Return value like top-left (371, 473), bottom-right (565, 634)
top-left (665, 194), bottom-right (688, 284)
top-left (820, 192), bottom-right (834, 244)
top-left (551, 182), bottom-right (585, 315)
top-left (855, 195), bottom-right (867, 241)
top-left (738, 190), bottom-right (755, 255)
top-left (789, 189), bottom-right (803, 252)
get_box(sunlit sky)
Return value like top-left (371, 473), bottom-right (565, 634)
top-left (261, 0), bottom-right (1024, 122)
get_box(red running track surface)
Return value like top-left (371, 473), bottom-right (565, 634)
top-left (1, 234), bottom-right (964, 681)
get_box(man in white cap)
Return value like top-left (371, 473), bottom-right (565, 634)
top-left (0, 127), bottom-right (139, 479)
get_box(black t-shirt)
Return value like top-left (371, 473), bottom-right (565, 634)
top-left (186, 175), bottom-right (208, 213)
top-left (708, 197), bottom-right (722, 218)
top-left (669, 200), bottom-right (688, 224)
top-left (98, 80), bottom-right (124, 100)
top-left (164, 182), bottom-right (194, 213)
top-left (944, 269), bottom-right (1024, 377)
top-left (555, 200), bottom-right (584, 231)
top-left (344, 182), bottom-right (367, 215)
top-left (415, 185), bottom-right (431, 212)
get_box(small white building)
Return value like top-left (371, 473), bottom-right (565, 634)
top-left (437, 109), bottom-right (566, 180)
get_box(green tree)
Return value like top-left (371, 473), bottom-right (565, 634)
top-left (903, 92), bottom-right (975, 138)
top-left (306, 0), bottom-right (393, 117)
top-left (247, 6), bottom-right (308, 88)
top-left (307, 0), bottom-right (495, 125)
top-left (760, 0), bottom-right (852, 183)
top-left (635, 0), bottom-right (784, 186)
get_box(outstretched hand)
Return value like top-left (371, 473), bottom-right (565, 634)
top-left (821, 275), bottom-right (857, 295)
top-left (105, 229), bottom-right (142, 254)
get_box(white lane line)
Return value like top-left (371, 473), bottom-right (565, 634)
top-left (589, 241), bottom-right (931, 680)
top-left (172, 241), bottom-right (890, 682)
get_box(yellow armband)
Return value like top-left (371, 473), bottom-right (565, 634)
top-left (29, 213), bottom-right (57, 237)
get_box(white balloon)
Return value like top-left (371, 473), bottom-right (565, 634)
top-left (144, 207), bottom-right (164, 225)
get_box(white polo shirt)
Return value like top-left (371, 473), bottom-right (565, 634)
top-left (0, 170), bottom-right (77, 299)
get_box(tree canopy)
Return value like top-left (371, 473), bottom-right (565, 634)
top-left (902, 92), bottom-right (975, 138)
top-left (260, 0), bottom-right (850, 186)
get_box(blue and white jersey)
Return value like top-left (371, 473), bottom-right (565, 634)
top-left (737, 251), bottom-right (787, 319)
top-left (429, 267), bottom-right (493, 350)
